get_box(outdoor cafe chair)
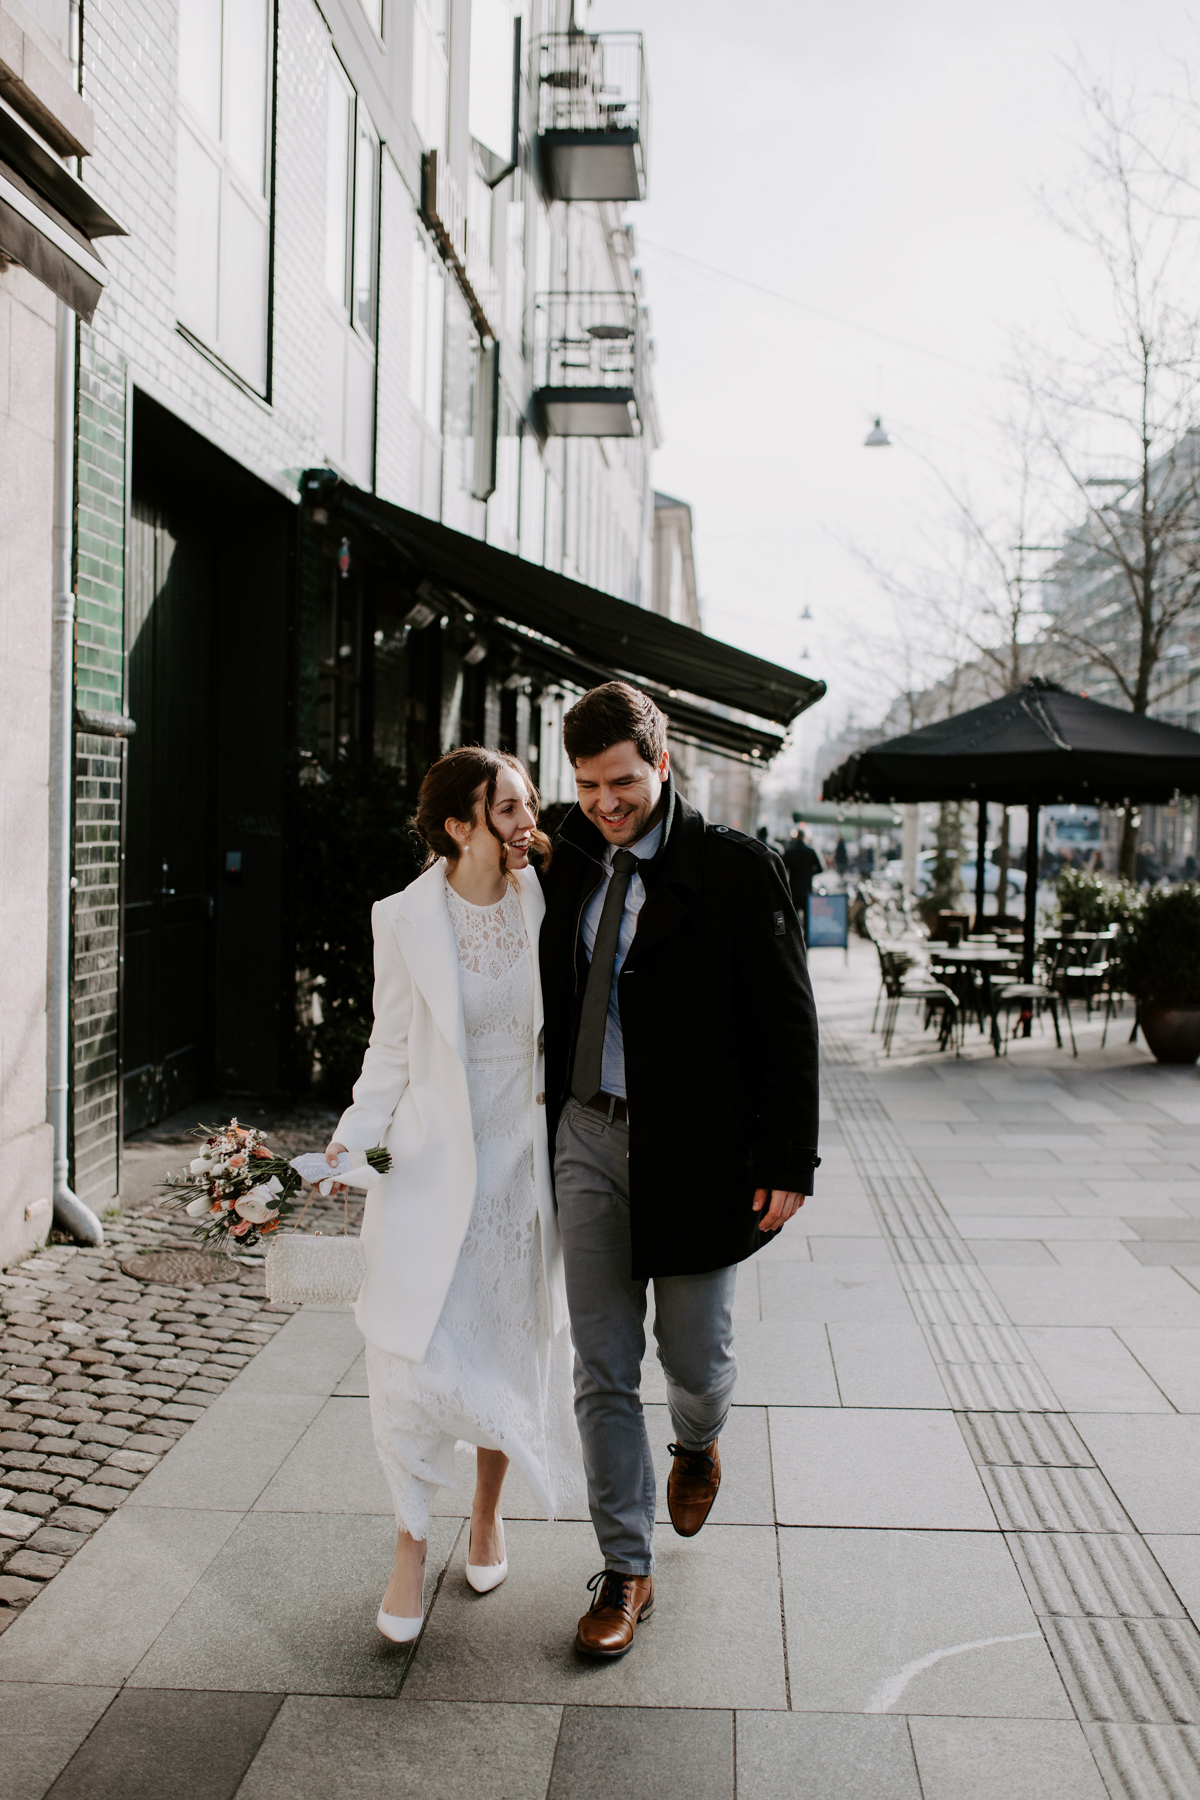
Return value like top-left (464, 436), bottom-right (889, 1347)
top-left (877, 947), bottom-right (960, 1055)
top-left (1055, 932), bottom-right (1110, 1013)
top-left (871, 938), bottom-right (917, 1030)
top-left (994, 967), bottom-right (1075, 1056)
top-left (928, 940), bottom-right (1015, 1046)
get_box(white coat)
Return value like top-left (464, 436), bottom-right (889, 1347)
top-left (333, 861), bottom-right (568, 1363)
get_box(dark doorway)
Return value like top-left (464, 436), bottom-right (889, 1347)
top-left (123, 494), bottom-right (217, 1131)
top-left (123, 394), bottom-right (293, 1133)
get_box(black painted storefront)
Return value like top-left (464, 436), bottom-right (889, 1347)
top-left (118, 437), bottom-right (820, 1134)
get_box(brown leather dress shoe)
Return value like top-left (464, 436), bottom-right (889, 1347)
top-left (667, 1439), bottom-right (722, 1537)
top-left (575, 1570), bottom-right (655, 1658)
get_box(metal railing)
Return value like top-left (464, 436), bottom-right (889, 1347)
top-left (534, 288), bottom-right (643, 395)
top-left (537, 32), bottom-right (646, 137)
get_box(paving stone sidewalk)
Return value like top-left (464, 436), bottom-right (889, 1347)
top-left (4, 946), bottom-right (1200, 1799)
top-left (0, 1102), bottom-right (346, 1631)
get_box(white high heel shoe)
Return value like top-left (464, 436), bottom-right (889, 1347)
top-left (376, 1606), bottom-right (423, 1644)
top-left (466, 1517), bottom-right (507, 1594)
top-left (377, 1575), bottom-right (424, 1644)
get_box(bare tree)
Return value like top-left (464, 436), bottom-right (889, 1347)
top-left (1022, 74), bottom-right (1200, 876)
top-left (844, 426), bottom-right (1058, 915)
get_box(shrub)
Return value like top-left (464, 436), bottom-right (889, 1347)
top-left (1118, 883), bottom-right (1200, 1006)
top-left (293, 755), bottom-right (423, 1100)
top-left (1056, 868), bottom-right (1140, 932)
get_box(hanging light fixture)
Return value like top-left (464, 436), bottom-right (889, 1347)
top-left (800, 604), bottom-right (812, 621)
top-left (864, 417), bottom-right (892, 447)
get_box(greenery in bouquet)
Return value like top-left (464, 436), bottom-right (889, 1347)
top-left (1056, 867), bottom-right (1140, 933)
top-left (162, 1121), bottom-right (304, 1251)
top-left (162, 1119), bottom-right (391, 1253)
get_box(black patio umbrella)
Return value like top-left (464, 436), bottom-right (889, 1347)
top-left (824, 679), bottom-right (1200, 975)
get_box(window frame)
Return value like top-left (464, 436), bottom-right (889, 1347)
top-left (175, 0), bottom-right (277, 399)
top-left (324, 57), bottom-right (381, 351)
top-left (322, 53), bottom-right (382, 489)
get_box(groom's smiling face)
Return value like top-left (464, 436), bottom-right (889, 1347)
top-left (572, 739), bottom-right (670, 847)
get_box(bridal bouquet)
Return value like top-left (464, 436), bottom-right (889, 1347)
top-left (162, 1120), bottom-right (391, 1253)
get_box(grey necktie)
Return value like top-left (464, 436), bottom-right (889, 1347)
top-left (572, 849), bottom-right (640, 1103)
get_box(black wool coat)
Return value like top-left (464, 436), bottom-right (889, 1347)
top-left (538, 783), bottom-right (821, 1279)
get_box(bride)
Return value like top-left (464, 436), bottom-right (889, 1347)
top-left (321, 747), bottom-right (579, 1643)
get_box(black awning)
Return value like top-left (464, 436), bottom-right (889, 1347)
top-left (0, 109), bottom-right (125, 324)
top-left (482, 616), bottom-right (784, 761)
top-left (304, 470), bottom-right (824, 730)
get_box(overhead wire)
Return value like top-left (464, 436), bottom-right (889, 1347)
top-left (638, 238), bottom-right (1006, 382)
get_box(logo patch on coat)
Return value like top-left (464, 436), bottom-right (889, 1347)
top-left (773, 910), bottom-right (786, 935)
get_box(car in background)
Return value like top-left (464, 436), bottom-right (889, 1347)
top-left (913, 853), bottom-right (1026, 900)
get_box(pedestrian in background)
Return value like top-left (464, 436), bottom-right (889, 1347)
top-left (782, 825), bottom-right (823, 928)
top-left (538, 682), bottom-right (821, 1659)
top-left (321, 748), bottom-right (580, 1645)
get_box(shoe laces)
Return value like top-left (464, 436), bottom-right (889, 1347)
top-left (668, 1441), bottom-right (715, 1479)
top-left (586, 1569), bottom-right (635, 1613)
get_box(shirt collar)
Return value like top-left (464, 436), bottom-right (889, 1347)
top-left (604, 818), bottom-right (663, 868)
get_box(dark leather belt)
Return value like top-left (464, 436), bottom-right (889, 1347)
top-left (583, 1092), bottom-right (628, 1123)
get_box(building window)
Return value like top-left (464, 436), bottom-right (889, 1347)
top-left (412, 0), bottom-right (448, 151)
top-left (323, 57), bottom-right (380, 489)
top-left (358, 0), bottom-right (384, 35)
top-left (176, 0), bottom-right (273, 393)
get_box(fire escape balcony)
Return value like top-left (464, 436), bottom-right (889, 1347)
top-left (537, 32), bottom-right (648, 202)
top-left (533, 290), bottom-right (644, 437)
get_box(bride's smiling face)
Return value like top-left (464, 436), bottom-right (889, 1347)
top-left (448, 766), bottom-right (537, 870)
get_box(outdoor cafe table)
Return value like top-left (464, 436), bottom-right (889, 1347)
top-left (930, 944), bottom-right (1022, 1053)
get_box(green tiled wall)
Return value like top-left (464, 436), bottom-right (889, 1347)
top-left (71, 329), bottom-right (127, 1208)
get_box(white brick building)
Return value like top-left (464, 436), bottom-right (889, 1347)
top-left (0, 0), bottom-right (820, 1247)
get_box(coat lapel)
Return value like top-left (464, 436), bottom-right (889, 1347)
top-left (627, 786), bottom-right (702, 965)
top-left (514, 867), bottom-right (546, 1039)
top-left (388, 865), bottom-right (467, 1063)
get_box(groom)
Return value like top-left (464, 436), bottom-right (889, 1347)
top-left (539, 681), bottom-right (820, 1658)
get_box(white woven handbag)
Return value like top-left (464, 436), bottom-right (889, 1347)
top-left (265, 1232), bottom-right (365, 1307)
top-left (264, 1153), bottom-right (377, 1307)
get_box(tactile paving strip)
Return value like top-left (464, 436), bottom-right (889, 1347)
top-left (1086, 1723), bottom-right (1200, 1799)
top-left (821, 1032), bottom-right (1200, 1796)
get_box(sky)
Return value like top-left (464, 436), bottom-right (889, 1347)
top-left (583, 0), bottom-right (1200, 787)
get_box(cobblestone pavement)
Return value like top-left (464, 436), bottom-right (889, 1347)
top-left (0, 1100), bottom-right (347, 1633)
top-left (6, 952), bottom-right (1200, 1798)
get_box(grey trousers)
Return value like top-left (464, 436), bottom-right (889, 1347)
top-left (554, 1098), bottom-right (738, 1575)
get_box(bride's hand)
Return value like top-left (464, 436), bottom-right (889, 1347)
top-left (322, 1140), bottom-right (349, 1196)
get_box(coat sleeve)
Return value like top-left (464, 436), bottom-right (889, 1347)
top-left (733, 847), bottom-right (821, 1194)
top-left (333, 903), bottom-right (415, 1151)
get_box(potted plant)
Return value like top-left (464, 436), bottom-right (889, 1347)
top-left (1056, 867), bottom-right (1140, 932)
top-left (1118, 884), bottom-right (1200, 1064)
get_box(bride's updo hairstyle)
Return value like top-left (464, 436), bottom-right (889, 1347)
top-left (413, 747), bottom-right (551, 873)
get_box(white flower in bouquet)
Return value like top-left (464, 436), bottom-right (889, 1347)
top-left (185, 1194), bottom-right (215, 1218)
top-left (189, 1156), bottom-right (213, 1175)
top-left (234, 1190), bottom-right (279, 1224)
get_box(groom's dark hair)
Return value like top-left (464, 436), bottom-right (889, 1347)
top-left (563, 681), bottom-right (669, 767)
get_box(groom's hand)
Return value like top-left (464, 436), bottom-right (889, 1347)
top-left (753, 1188), bottom-right (805, 1232)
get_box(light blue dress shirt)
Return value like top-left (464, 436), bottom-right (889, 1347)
top-left (579, 820), bottom-right (663, 1099)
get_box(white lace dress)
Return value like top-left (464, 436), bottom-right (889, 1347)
top-left (365, 875), bottom-right (581, 1540)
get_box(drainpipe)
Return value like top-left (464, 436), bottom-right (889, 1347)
top-left (49, 299), bottom-right (104, 1246)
